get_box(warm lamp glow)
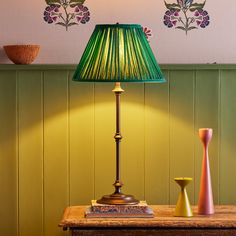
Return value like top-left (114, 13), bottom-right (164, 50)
top-left (73, 24), bottom-right (165, 205)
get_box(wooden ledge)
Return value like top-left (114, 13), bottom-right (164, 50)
top-left (59, 205), bottom-right (236, 229)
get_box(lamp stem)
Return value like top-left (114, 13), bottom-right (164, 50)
top-left (96, 82), bottom-right (139, 204)
top-left (113, 82), bottom-right (124, 193)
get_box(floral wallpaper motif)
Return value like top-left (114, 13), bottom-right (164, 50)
top-left (43, 0), bottom-right (90, 31)
top-left (163, 0), bottom-right (210, 35)
top-left (142, 27), bottom-right (153, 41)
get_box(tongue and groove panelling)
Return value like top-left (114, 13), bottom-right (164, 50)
top-left (0, 64), bottom-right (235, 236)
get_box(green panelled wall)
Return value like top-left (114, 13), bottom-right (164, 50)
top-left (0, 64), bottom-right (236, 236)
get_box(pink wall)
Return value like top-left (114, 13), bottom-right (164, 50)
top-left (0, 0), bottom-right (235, 64)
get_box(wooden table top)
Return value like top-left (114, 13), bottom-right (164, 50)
top-left (59, 205), bottom-right (236, 229)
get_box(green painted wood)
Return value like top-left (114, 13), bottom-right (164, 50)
top-left (0, 71), bottom-right (17, 236)
top-left (1, 65), bottom-right (236, 236)
top-left (69, 76), bottom-right (95, 205)
top-left (144, 70), bottom-right (170, 204)
top-left (2, 64), bottom-right (236, 71)
top-left (94, 83), bottom-right (115, 200)
top-left (18, 71), bottom-right (44, 236)
top-left (220, 70), bottom-right (236, 204)
top-left (121, 83), bottom-right (145, 200)
top-left (43, 71), bottom-right (69, 236)
top-left (194, 70), bottom-right (219, 205)
top-left (169, 70), bottom-right (195, 205)
top-left (145, 71), bottom-right (170, 204)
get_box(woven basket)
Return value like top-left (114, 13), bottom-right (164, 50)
top-left (3, 45), bottom-right (40, 64)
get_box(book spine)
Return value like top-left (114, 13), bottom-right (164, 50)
top-left (91, 206), bottom-right (150, 214)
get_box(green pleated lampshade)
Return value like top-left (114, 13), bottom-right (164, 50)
top-left (73, 24), bottom-right (165, 83)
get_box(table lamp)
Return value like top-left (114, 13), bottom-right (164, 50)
top-left (73, 24), bottom-right (165, 205)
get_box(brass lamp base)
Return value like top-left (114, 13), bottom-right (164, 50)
top-left (96, 84), bottom-right (140, 206)
top-left (97, 193), bottom-right (139, 205)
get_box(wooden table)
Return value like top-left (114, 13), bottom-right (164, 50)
top-left (59, 205), bottom-right (236, 236)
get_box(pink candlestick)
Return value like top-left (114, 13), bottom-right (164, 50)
top-left (198, 128), bottom-right (214, 215)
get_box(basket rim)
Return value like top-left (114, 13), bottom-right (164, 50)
top-left (3, 44), bottom-right (40, 48)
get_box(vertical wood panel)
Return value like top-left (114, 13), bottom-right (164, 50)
top-left (94, 83), bottom-right (115, 200)
top-left (0, 71), bottom-right (17, 236)
top-left (121, 84), bottom-right (145, 200)
top-left (145, 70), bottom-right (170, 204)
top-left (2, 65), bottom-right (236, 236)
top-left (69, 77), bottom-right (95, 205)
top-left (18, 71), bottom-right (43, 236)
top-left (194, 70), bottom-right (219, 204)
top-left (43, 71), bottom-right (68, 236)
top-left (169, 71), bottom-right (195, 205)
top-left (220, 70), bottom-right (236, 204)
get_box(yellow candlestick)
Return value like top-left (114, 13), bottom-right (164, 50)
top-left (174, 177), bottom-right (193, 217)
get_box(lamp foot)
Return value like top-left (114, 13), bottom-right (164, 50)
top-left (97, 193), bottom-right (139, 205)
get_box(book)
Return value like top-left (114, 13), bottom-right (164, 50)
top-left (85, 200), bottom-right (154, 218)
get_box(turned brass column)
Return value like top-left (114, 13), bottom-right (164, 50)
top-left (97, 83), bottom-right (139, 205)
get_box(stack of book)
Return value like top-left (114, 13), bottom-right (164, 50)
top-left (85, 200), bottom-right (154, 218)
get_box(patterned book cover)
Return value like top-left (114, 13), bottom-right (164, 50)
top-left (85, 206), bottom-right (154, 218)
top-left (85, 200), bottom-right (154, 217)
top-left (91, 200), bottom-right (150, 213)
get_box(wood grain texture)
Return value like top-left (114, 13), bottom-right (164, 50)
top-left (71, 229), bottom-right (236, 236)
top-left (59, 205), bottom-right (236, 228)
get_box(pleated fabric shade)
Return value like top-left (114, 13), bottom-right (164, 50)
top-left (73, 24), bottom-right (165, 83)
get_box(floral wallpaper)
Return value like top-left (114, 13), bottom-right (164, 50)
top-left (142, 27), bottom-right (153, 41)
top-left (43, 1), bottom-right (153, 42)
top-left (43, 0), bottom-right (210, 36)
top-left (43, 0), bottom-right (90, 31)
top-left (163, 0), bottom-right (210, 35)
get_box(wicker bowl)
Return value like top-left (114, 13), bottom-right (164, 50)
top-left (3, 45), bottom-right (40, 64)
